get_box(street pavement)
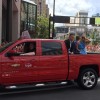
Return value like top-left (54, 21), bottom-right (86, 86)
top-left (0, 81), bottom-right (100, 100)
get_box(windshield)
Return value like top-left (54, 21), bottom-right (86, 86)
top-left (0, 42), bottom-right (14, 53)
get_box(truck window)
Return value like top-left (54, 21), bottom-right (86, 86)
top-left (9, 42), bottom-right (36, 56)
top-left (41, 42), bottom-right (62, 56)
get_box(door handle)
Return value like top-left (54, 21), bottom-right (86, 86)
top-left (11, 64), bottom-right (20, 68)
top-left (31, 59), bottom-right (36, 61)
top-left (34, 66), bottom-right (37, 68)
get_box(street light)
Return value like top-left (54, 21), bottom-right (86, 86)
top-left (52, 0), bottom-right (55, 39)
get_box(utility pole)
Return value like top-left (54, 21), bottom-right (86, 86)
top-left (52, 0), bottom-right (55, 39)
top-left (0, 0), bottom-right (2, 44)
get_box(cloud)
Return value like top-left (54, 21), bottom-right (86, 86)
top-left (46, 0), bottom-right (99, 16)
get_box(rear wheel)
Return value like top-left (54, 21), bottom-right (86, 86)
top-left (77, 68), bottom-right (98, 90)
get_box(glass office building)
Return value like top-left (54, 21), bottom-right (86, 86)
top-left (21, 0), bottom-right (37, 38)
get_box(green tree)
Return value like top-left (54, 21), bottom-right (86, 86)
top-left (90, 28), bottom-right (100, 45)
top-left (36, 16), bottom-right (49, 39)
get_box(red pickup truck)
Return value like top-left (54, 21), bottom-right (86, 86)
top-left (0, 39), bottom-right (100, 90)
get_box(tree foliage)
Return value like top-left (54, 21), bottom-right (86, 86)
top-left (36, 16), bottom-right (49, 39)
top-left (90, 28), bottom-right (100, 45)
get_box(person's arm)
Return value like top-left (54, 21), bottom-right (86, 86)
top-left (85, 38), bottom-right (91, 43)
top-left (76, 41), bottom-right (80, 52)
top-left (20, 52), bottom-right (35, 56)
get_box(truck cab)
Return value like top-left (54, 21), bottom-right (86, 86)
top-left (0, 39), bottom-right (68, 86)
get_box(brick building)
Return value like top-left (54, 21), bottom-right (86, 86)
top-left (34, 0), bottom-right (49, 17)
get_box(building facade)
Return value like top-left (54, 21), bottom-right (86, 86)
top-left (21, 0), bottom-right (37, 38)
top-left (92, 13), bottom-right (100, 17)
top-left (0, 0), bottom-right (21, 44)
top-left (75, 11), bottom-right (88, 26)
top-left (0, 0), bottom-right (37, 44)
top-left (34, 0), bottom-right (49, 17)
top-left (45, 4), bottom-right (49, 18)
top-left (92, 13), bottom-right (100, 26)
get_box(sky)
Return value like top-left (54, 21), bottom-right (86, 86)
top-left (46, 0), bottom-right (100, 17)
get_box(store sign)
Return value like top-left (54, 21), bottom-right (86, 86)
top-left (95, 17), bottom-right (100, 25)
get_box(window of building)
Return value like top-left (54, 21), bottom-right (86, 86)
top-left (21, 1), bottom-right (37, 37)
top-left (41, 42), bottom-right (62, 56)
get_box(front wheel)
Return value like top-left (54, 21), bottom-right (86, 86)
top-left (77, 68), bottom-right (98, 90)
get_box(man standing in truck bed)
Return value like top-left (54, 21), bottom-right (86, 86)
top-left (64, 33), bottom-right (75, 53)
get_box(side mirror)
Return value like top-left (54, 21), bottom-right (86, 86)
top-left (6, 50), bottom-right (16, 57)
top-left (6, 52), bottom-right (13, 57)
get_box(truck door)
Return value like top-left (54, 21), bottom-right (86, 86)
top-left (38, 41), bottom-right (68, 82)
top-left (19, 41), bottom-right (39, 83)
top-left (1, 41), bottom-right (39, 85)
top-left (1, 54), bottom-right (22, 84)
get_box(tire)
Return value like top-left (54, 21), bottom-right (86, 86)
top-left (0, 85), bottom-right (5, 91)
top-left (77, 68), bottom-right (98, 90)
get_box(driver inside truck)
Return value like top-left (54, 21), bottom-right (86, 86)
top-left (22, 42), bottom-right (36, 55)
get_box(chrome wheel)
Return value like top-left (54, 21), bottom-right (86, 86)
top-left (83, 71), bottom-right (96, 88)
top-left (77, 68), bottom-right (98, 89)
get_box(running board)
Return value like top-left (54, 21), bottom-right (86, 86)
top-left (0, 81), bottom-right (75, 95)
top-left (5, 81), bottom-right (72, 90)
